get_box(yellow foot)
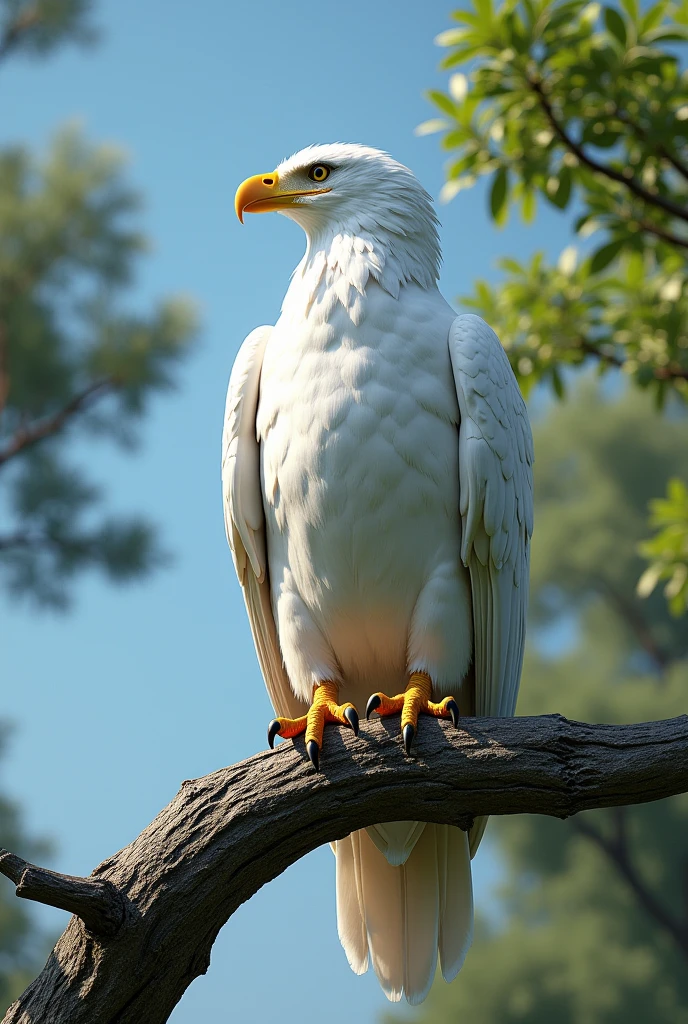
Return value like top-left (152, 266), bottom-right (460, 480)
top-left (366, 671), bottom-right (459, 755)
top-left (267, 681), bottom-right (359, 771)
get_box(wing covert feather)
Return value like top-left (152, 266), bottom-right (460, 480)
top-left (448, 313), bottom-right (533, 719)
top-left (448, 314), bottom-right (533, 854)
top-left (222, 326), bottom-right (307, 721)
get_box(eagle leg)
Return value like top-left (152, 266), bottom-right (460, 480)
top-left (366, 671), bottom-right (459, 755)
top-left (267, 681), bottom-right (359, 771)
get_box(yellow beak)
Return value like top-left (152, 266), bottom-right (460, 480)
top-left (234, 171), bottom-right (331, 223)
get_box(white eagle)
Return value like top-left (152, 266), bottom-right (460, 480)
top-left (223, 143), bottom-right (533, 1004)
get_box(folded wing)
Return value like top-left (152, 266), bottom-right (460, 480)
top-left (448, 314), bottom-right (534, 855)
top-left (221, 326), bottom-right (307, 721)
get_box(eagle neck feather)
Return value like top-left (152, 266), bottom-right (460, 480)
top-left (281, 221), bottom-right (441, 326)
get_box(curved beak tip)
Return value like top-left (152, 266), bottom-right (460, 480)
top-left (235, 171), bottom-right (278, 225)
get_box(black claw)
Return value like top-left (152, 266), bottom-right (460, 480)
top-left (446, 699), bottom-right (460, 729)
top-left (307, 740), bottom-right (320, 771)
top-left (366, 694), bottom-right (382, 720)
top-left (344, 706), bottom-right (360, 736)
top-left (267, 719), bottom-right (281, 749)
top-left (403, 723), bottom-right (415, 756)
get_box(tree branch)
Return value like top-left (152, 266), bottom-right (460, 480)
top-left (0, 850), bottom-right (125, 937)
top-left (577, 339), bottom-right (688, 384)
top-left (528, 77), bottom-right (688, 225)
top-left (0, 323), bottom-right (8, 421)
top-left (0, 379), bottom-right (111, 468)
top-left (0, 8), bottom-right (41, 63)
top-left (571, 810), bottom-right (688, 958)
top-left (1, 713), bottom-right (687, 1024)
top-left (612, 104), bottom-right (688, 186)
top-left (0, 530), bottom-right (54, 552)
top-left (636, 217), bottom-right (688, 251)
top-left (594, 576), bottom-right (674, 675)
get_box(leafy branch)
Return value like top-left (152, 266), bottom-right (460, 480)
top-left (0, 126), bottom-right (198, 608)
top-left (527, 74), bottom-right (688, 226)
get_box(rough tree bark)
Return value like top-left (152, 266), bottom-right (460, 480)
top-left (2, 713), bottom-right (687, 1024)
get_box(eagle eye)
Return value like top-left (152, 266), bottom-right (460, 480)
top-left (307, 164), bottom-right (331, 183)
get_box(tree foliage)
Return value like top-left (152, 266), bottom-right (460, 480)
top-left (637, 478), bottom-right (688, 615)
top-left (0, 7), bottom-right (198, 610)
top-left (0, 0), bottom-right (96, 59)
top-left (389, 386), bottom-right (688, 1023)
top-left (421, 0), bottom-right (688, 613)
top-left (0, 0), bottom-right (198, 1009)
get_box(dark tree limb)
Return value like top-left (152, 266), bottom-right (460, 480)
top-left (0, 379), bottom-right (111, 468)
top-left (595, 576), bottom-right (674, 674)
top-left (2, 713), bottom-right (687, 1024)
top-left (612, 104), bottom-right (688, 185)
top-left (0, 8), bottom-right (41, 63)
top-left (0, 323), bottom-right (8, 420)
top-left (570, 810), bottom-right (688, 958)
top-left (574, 340), bottom-right (688, 384)
top-left (0, 850), bottom-right (125, 937)
top-left (528, 76), bottom-right (688, 226)
top-left (0, 530), bottom-right (60, 552)
top-left (636, 217), bottom-right (688, 251)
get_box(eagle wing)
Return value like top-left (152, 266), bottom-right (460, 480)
top-left (448, 314), bottom-right (534, 853)
top-left (222, 325), bottom-right (307, 721)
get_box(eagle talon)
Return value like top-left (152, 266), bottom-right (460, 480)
top-left (267, 682), bottom-right (358, 765)
top-left (366, 694), bottom-right (382, 719)
top-left (307, 740), bottom-right (320, 771)
top-left (267, 719), bottom-right (281, 749)
top-left (365, 672), bottom-right (460, 748)
top-left (344, 706), bottom-right (360, 735)
top-left (446, 699), bottom-right (460, 728)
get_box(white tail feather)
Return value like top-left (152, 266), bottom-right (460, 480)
top-left (334, 823), bottom-right (473, 1004)
top-left (335, 830), bottom-right (368, 974)
top-left (438, 824), bottom-right (474, 981)
top-left (368, 821), bottom-right (426, 866)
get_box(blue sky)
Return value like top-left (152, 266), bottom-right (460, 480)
top-left (1, 1), bottom-right (573, 1020)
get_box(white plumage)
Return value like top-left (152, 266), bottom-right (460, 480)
top-left (223, 143), bottom-right (533, 1003)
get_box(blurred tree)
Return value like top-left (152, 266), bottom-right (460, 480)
top-left (421, 0), bottom-right (688, 613)
top-left (0, 0), bottom-right (197, 1012)
top-left (0, 0), bottom-right (198, 610)
top-left (386, 385), bottom-right (688, 1023)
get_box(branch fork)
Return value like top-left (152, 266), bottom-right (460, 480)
top-left (0, 849), bottom-right (126, 938)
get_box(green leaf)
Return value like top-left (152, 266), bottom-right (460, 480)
top-left (490, 166), bottom-right (509, 222)
top-left (434, 27), bottom-right (473, 46)
top-left (427, 90), bottom-right (457, 117)
top-left (625, 251), bottom-right (644, 288)
top-left (474, 0), bottom-right (494, 27)
top-left (620, 0), bottom-right (639, 21)
top-left (640, 0), bottom-right (668, 34)
top-left (415, 118), bottom-right (449, 136)
top-left (549, 166), bottom-right (573, 209)
top-left (499, 257), bottom-right (525, 274)
top-left (521, 188), bottom-right (537, 223)
top-left (642, 27), bottom-right (688, 40)
top-left (551, 365), bottom-right (566, 398)
top-left (605, 5), bottom-right (628, 44)
top-left (590, 238), bottom-right (625, 273)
